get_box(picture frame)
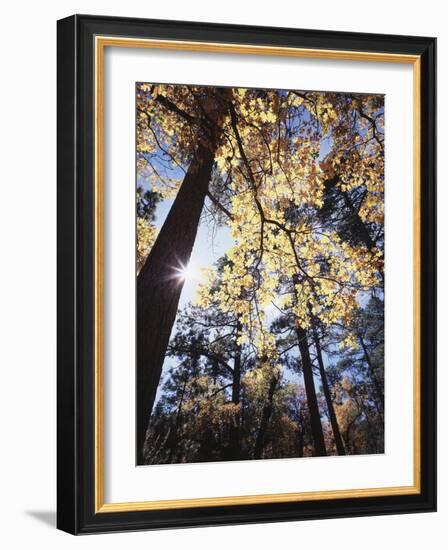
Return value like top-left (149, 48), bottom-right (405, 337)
top-left (57, 14), bottom-right (436, 534)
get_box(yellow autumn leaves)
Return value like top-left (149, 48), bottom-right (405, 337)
top-left (137, 84), bottom-right (384, 358)
top-left (136, 218), bottom-right (158, 273)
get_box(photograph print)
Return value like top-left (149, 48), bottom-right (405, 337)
top-left (136, 83), bottom-right (385, 466)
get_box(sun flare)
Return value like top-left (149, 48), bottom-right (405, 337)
top-left (174, 261), bottom-right (199, 282)
top-left (136, 81), bottom-right (386, 467)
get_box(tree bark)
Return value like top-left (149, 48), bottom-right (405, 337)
top-left (311, 325), bottom-right (346, 455)
top-left (253, 371), bottom-right (279, 459)
top-left (137, 95), bottom-right (229, 462)
top-left (227, 321), bottom-right (242, 459)
top-left (167, 377), bottom-right (187, 463)
top-left (359, 335), bottom-right (384, 420)
top-left (322, 177), bottom-right (384, 283)
top-left (296, 412), bottom-right (304, 458)
top-left (341, 191), bottom-right (376, 250)
top-left (296, 327), bottom-right (327, 456)
top-left (341, 189), bottom-right (384, 284)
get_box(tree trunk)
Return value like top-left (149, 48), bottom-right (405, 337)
top-left (296, 413), bottom-right (304, 458)
top-left (253, 371), bottom-right (279, 459)
top-left (137, 97), bottom-right (229, 462)
top-left (359, 335), bottom-right (384, 420)
top-left (311, 325), bottom-right (346, 455)
top-left (341, 190), bottom-right (384, 284)
top-left (322, 177), bottom-right (384, 283)
top-left (341, 191), bottom-right (376, 250)
top-left (296, 327), bottom-right (327, 456)
top-left (227, 321), bottom-right (242, 459)
top-left (167, 377), bottom-right (187, 463)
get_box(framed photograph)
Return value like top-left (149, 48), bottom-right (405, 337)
top-left (57, 14), bottom-right (436, 534)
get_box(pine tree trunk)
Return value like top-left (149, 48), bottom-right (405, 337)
top-left (359, 335), bottom-right (384, 420)
top-left (227, 321), bottom-right (242, 459)
top-left (253, 372), bottom-right (279, 459)
top-left (296, 327), bottom-right (327, 456)
top-left (297, 413), bottom-right (304, 458)
top-left (341, 191), bottom-right (376, 250)
top-left (322, 177), bottom-right (384, 283)
top-left (137, 103), bottom-right (228, 462)
top-left (311, 326), bottom-right (346, 455)
top-left (167, 377), bottom-right (187, 463)
top-left (341, 190), bottom-right (384, 284)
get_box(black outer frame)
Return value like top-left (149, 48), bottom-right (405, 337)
top-left (57, 14), bottom-right (436, 535)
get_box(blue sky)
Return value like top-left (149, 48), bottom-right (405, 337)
top-left (138, 91), bottom-right (384, 411)
top-left (152, 197), bottom-right (234, 309)
top-left (151, 195), bottom-right (237, 403)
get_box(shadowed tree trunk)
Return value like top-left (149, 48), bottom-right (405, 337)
top-left (296, 412), bottom-right (304, 458)
top-left (322, 177), bottom-right (384, 283)
top-left (359, 334), bottom-right (384, 421)
top-left (341, 190), bottom-right (384, 284)
top-left (311, 325), bottom-right (346, 455)
top-left (343, 409), bottom-right (363, 454)
top-left (341, 190), bottom-right (376, 250)
top-left (227, 320), bottom-right (242, 459)
top-left (296, 327), bottom-right (327, 457)
top-left (137, 92), bottom-right (231, 462)
top-left (166, 377), bottom-right (188, 463)
top-left (253, 371), bottom-right (279, 459)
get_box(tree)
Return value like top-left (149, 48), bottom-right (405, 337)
top-left (141, 254), bottom-right (250, 462)
top-left (335, 297), bottom-right (385, 419)
top-left (310, 320), bottom-right (346, 455)
top-left (136, 84), bottom-right (385, 462)
top-left (136, 86), bottom-right (233, 459)
top-left (136, 186), bottom-right (160, 273)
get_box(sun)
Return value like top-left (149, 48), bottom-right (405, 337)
top-left (173, 261), bottom-right (199, 282)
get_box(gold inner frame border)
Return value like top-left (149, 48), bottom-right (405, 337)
top-left (94, 35), bottom-right (421, 513)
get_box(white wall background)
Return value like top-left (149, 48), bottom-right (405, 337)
top-left (0, 1), bottom-right (443, 547)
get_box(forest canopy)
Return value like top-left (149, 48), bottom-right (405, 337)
top-left (136, 83), bottom-right (384, 464)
